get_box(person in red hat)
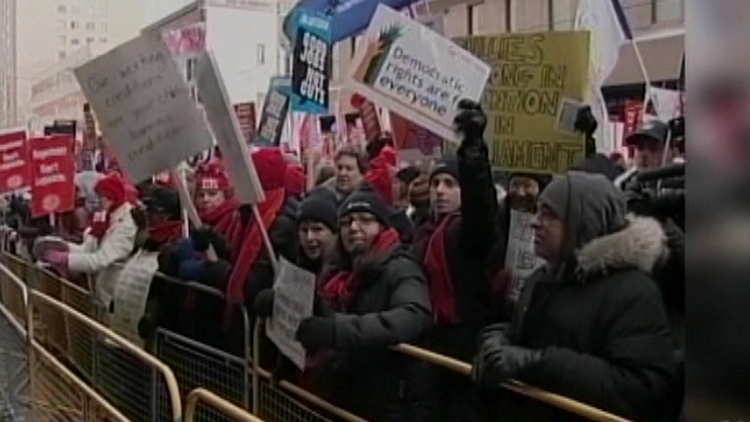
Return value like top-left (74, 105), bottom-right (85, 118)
top-left (45, 172), bottom-right (138, 310)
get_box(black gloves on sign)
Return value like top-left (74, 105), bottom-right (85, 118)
top-left (473, 325), bottom-right (542, 388)
top-left (454, 99), bottom-right (487, 145)
top-left (295, 316), bottom-right (336, 350)
top-left (254, 289), bottom-right (275, 318)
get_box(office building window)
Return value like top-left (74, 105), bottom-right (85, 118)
top-left (655, 0), bottom-right (682, 23)
top-left (257, 44), bottom-right (266, 65)
top-left (71, 38), bottom-right (79, 46)
top-left (57, 4), bottom-right (67, 13)
top-left (99, 37), bottom-right (107, 43)
top-left (550, 0), bottom-right (576, 30)
top-left (70, 21), bottom-right (78, 29)
top-left (86, 37), bottom-right (95, 44)
top-left (86, 22), bottom-right (95, 31)
top-left (59, 51), bottom-right (67, 59)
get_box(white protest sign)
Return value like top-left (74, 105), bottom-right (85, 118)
top-left (267, 257), bottom-right (316, 370)
top-left (647, 86), bottom-right (683, 121)
top-left (504, 210), bottom-right (546, 302)
top-left (74, 35), bottom-right (213, 182)
top-left (110, 250), bottom-right (160, 347)
top-left (195, 52), bottom-right (265, 204)
top-left (348, 4), bottom-right (489, 142)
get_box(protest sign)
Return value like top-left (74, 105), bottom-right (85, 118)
top-left (349, 4), bottom-right (490, 142)
top-left (456, 32), bottom-right (590, 173)
top-left (646, 86), bottom-right (684, 122)
top-left (292, 11), bottom-right (333, 114)
top-left (257, 77), bottom-right (292, 146)
top-left (267, 257), bottom-right (316, 370)
top-left (350, 93), bottom-right (382, 142)
top-left (195, 52), bottom-right (265, 204)
top-left (622, 99), bottom-right (644, 142)
top-left (29, 136), bottom-right (75, 217)
top-left (504, 210), bottom-right (546, 302)
top-left (111, 250), bottom-right (160, 346)
top-left (389, 111), bottom-right (443, 157)
top-left (233, 102), bottom-right (257, 144)
top-left (0, 129), bottom-right (31, 194)
top-left (74, 35), bottom-right (213, 183)
top-left (83, 103), bottom-right (98, 150)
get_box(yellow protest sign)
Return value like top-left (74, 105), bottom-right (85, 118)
top-left (455, 32), bottom-right (590, 174)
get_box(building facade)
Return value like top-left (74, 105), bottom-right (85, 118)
top-left (15, 0), bottom-right (144, 127)
top-left (0, 0), bottom-right (17, 128)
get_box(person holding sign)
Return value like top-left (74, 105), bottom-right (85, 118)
top-left (44, 173), bottom-right (138, 310)
top-left (283, 186), bottom-right (432, 422)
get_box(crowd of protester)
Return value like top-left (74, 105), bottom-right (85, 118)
top-left (0, 100), bottom-right (685, 422)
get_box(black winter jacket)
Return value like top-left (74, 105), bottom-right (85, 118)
top-left (314, 247), bottom-right (432, 422)
top-left (412, 140), bottom-right (499, 360)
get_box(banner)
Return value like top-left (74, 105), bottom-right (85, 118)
top-left (257, 77), bottom-right (292, 146)
top-left (233, 102), bottom-right (257, 144)
top-left (283, 0), bottom-right (420, 44)
top-left (75, 34), bottom-right (214, 182)
top-left (389, 112), bottom-right (442, 157)
top-left (456, 32), bottom-right (590, 174)
top-left (349, 4), bottom-right (490, 141)
top-left (351, 93), bottom-right (382, 142)
top-left (29, 136), bottom-right (75, 218)
top-left (292, 11), bottom-right (333, 114)
top-left (0, 130), bottom-right (31, 195)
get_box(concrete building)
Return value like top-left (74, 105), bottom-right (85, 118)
top-left (15, 0), bottom-right (145, 128)
top-left (330, 0), bottom-right (684, 113)
top-left (0, 0), bottom-right (17, 128)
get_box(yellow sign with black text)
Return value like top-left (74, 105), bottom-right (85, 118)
top-left (455, 32), bottom-right (590, 174)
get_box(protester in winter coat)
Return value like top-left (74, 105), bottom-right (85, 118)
top-left (321, 146), bottom-right (367, 202)
top-left (193, 162), bottom-right (243, 258)
top-left (292, 187), bottom-right (432, 422)
top-left (473, 171), bottom-right (677, 422)
top-left (45, 173), bottom-right (138, 310)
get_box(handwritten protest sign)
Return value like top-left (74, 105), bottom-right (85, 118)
top-left (196, 52), bottom-right (264, 204)
top-left (292, 11), bottom-right (333, 114)
top-left (29, 136), bottom-right (75, 217)
top-left (456, 32), bottom-right (590, 173)
top-left (267, 258), bottom-right (316, 370)
top-left (504, 210), bottom-right (546, 302)
top-left (0, 129), bottom-right (31, 194)
top-left (74, 35), bottom-right (213, 182)
top-left (233, 102), bottom-right (257, 144)
top-left (111, 250), bottom-right (160, 347)
top-left (257, 77), bottom-right (292, 146)
top-left (349, 4), bottom-right (490, 141)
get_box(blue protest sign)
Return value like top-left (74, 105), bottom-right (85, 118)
top-left (291, 11), bottom-right (332, 114)
top-left (256, 77), bottom-right (292, 146)
top-left (283, 0), bottom-right (420, 44)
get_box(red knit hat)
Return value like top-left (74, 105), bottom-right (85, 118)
top-left (252, 148), bottom-right (287, 191)
top-left (94, 173), bottom-right (126, 203)
top-left (195, 162), bottom-right (231, 192)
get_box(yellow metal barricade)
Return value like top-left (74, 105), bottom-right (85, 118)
top-left (28, 290), bottom-right (183, 422)
top-left (0, 254), bottom-right (28, 327)
top-left (185, 388), bottom-right (266, 422)
top-left (1, 259), bottom-right (31, 421)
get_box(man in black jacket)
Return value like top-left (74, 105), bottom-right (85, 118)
top-left (473, 171), bottom-right (677, 422)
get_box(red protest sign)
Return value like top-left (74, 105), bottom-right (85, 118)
top-left (233, 102), bottom-right (257, 143)
top-left (0, 130), bottom-right (31, 194)
top-left (29, 136), bottom-right (75, 218)
top-left (389, 112), bottom-right (443, 156)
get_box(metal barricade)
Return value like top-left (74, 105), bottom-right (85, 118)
top-left (28, 290), bottom-right (183, 422)
top-left (153, 276), bottom-right (251, 410)
top-left (0, 260), bottom-right (30, 421)
top-left (185, 388), bottom-right (266, 422)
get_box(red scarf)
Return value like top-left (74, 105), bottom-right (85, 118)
top-left (200, 198), bottom-right (242, 257)
top-left (319, 228), bottom-right (401, 309)
top-left (424, 214), bottom-right (460, 324)
top-left (148, 221), bottom-right (183, 245)
top-left (88, 201), bottom-right (125, 240)
top-left (225, 188), bottom-right (286, 306)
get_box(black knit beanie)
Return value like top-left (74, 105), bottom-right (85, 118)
top-left (297, 188), bottom-right (339, 232)
top-left (429, 155), bottom-right (460, 183)
top-left (339, 186), bottom-right (392, 227)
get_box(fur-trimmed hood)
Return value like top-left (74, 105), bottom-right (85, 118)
top-left (576, 215), bottom-right (668, 275)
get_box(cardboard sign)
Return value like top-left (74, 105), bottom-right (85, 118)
top-left (74, 35), bottom-right (213, 183)
top-left (456, 32), bottom-right (590, 173)
top-left (349, 4), bottom-right (490, 142)
top-left (29, 136), bottom-right (75, 217)
top-left (233, 102), bottom-right (257, 144)
top-left (292, 11), bottom-right (333, 114)
top-left (257, 77), bottom-right (292, 146)
top-left (351, 94), bottom-right (382, 142)
top-left (111, 250), bottom-right (160, 347)
top-left (0, 129), bottom-right (31, 194)
top-left (504, 210), bottom-right (545, 302)
top-left (195, 52), bottom-right (265, 204)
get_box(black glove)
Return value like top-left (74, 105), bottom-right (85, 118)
top-left (191, 227), bottom-right (216, 252)
top-left (254, 289), bottom-right (275, 318)
top-left (477, 323), bottom-right (512, 347)
top-left (313, 296), bottom-right (335, 318)
top-left (138, 316), bottom-right (156, 340)
top-left (239, 204), bottom-right (253, 227)
top-left (574, 106), bottom-right (598, 138)
top-left (453, 99), bottom-right (487, 144)
top-left (198, 260), bottom-right (232, 289)
top-left (295, 316), bottom-right (336, 350)
top-left (473, 341), bottom-right (542, 388)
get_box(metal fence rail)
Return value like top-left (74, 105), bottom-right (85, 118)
top-left (185, 389), bottom-right (265, 422)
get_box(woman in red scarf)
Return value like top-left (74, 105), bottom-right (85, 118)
top-left (193, 162), bottom-right (243, 258)
top-left (291, 187), bottom-right (432, 422)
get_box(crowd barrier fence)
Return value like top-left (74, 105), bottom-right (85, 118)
top-left (1, 250), bottom-right (634, 422)
top-left (185, 388), bottom-right (265, 422)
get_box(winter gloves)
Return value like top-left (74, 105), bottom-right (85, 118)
top-left (473, 324), bottom-right (543, 389)
top-left (454, 99), bottom-right (487, 146)
top-left (254, 288), bottom-right (337, 350)
top-left (254, 289), bottom-right (275, 318)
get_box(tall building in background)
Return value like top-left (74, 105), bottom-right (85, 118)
top-left (0, 0), bottom-right (17, 128)
top-left (15, 0), bottom-right (145, 127)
